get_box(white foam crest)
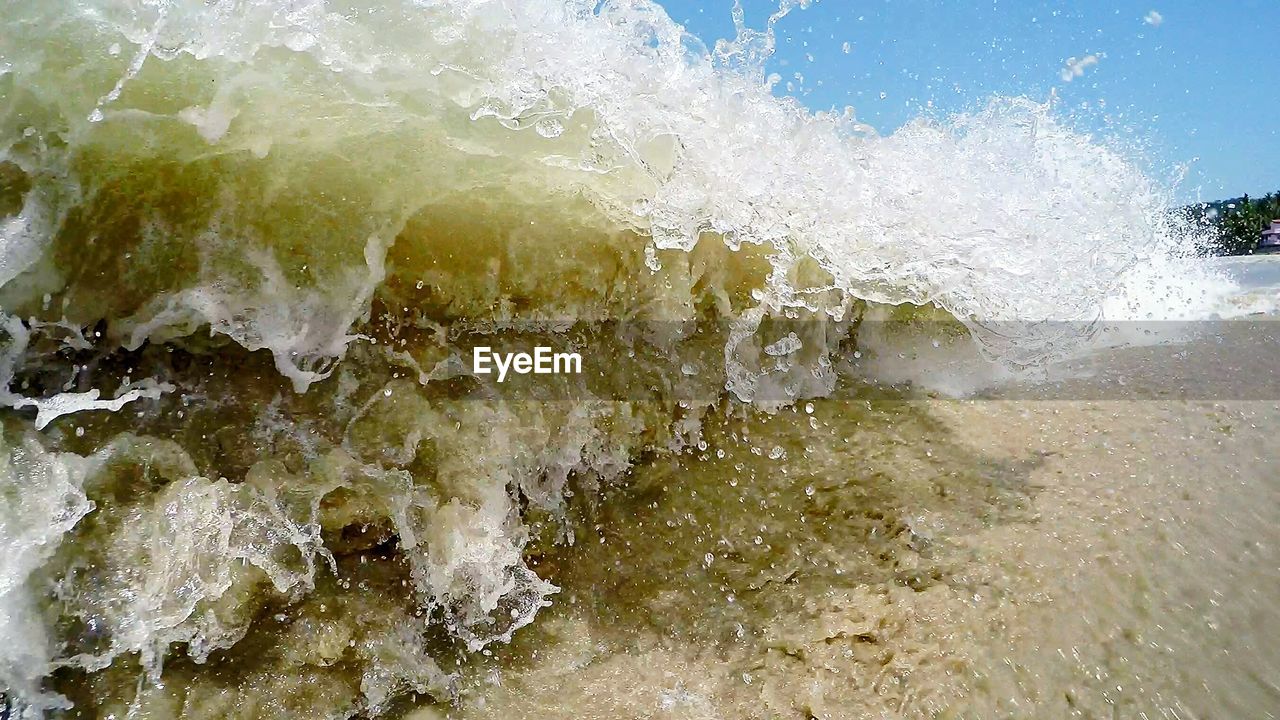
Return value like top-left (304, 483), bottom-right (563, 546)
top-left (48, 438), bottom-right (333, 679)
top-left (0, 430), bottom-right (99, 717)
top-left (1, 315), bottom-right (176, 429)
top-left (397, 2), bottom-right (1200, 341)
top-left (395, 0), bottom-right (1208, 371)
top-left (0, 190), bottom-right (51, 291)
top-left (336, 396), bottom-right (577, 650)
top-left (4, 0), bottom-right (1217, 391)
top-left (122, 235), bottom-right (390, 393)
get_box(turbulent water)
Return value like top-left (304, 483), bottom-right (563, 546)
top-left (1, 1), bottom-right (1277, 719)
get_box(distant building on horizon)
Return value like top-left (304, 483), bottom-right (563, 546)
top-left (1261, 220), bottom-right (1280, 253)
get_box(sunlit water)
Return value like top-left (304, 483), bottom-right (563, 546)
top-left (1, 1), bottom-right (1277, 719)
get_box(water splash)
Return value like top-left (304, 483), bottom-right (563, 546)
top-left (0, 0), bottom-right (1226, 716)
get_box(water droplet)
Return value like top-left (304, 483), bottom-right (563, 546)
top-left (644, 245), bottom-right (662, 272)
top-left (764, 332), bottom-right (802, 356)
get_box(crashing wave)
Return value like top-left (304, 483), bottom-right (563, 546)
top-left (0, 0), bottom-right (1219, 716)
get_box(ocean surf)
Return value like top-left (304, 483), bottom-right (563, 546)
top-left (1, 1), bottom-right (1275, 718)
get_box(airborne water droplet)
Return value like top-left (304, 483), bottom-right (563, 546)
top-left (644, 245), bottom-right (662, 272)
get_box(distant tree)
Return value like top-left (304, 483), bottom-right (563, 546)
top-left (1200, 191), bottom-right (1280, 256)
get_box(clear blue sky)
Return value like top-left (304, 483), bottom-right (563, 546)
top-left (659, 0), bottom-right (1279, 204)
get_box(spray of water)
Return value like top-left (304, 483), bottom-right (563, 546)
top-left (0, 0), bottom-right (1228, 715)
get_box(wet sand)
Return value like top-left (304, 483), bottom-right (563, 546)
top-left (423, 368), bottom-right (1280, 718)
